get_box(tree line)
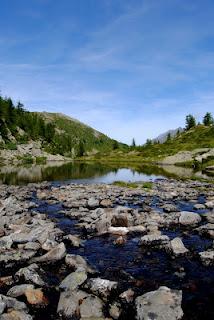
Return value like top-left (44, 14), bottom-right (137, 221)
top-left (185, 112), bottom-right (214, 130)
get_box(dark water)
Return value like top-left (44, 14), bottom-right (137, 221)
top-left (0, 160), bottom-right (213, 185)
top-left (34, 194), bottom-right (214, 320)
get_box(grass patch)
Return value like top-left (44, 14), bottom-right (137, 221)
top-left (17, 154), bottom-right (34, 164)
top-left (36, 156), bottom-right (47, 164)
top-left (112, 181), bottom-right (139, 188)
top-left (141, 181), bottom-right (153, 189)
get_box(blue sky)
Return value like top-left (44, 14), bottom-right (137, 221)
top-left (0, 0), bottom-right (214, 144)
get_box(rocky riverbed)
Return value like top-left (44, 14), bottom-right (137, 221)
top-left (0, 179), bottom-right (214, 319)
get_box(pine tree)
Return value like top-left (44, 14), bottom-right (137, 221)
top-left (203, 112), bottom-right (213, 126)
top-left (132, 138), bottom-right (136, 147)
top-left (185, 114), bottom-right (196, 130)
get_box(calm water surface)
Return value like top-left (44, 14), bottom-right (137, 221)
top-left (0, 160), bottom-right (212, 185)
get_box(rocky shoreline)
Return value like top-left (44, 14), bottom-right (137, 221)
top-left (0, 179), bottom-right (214, 319)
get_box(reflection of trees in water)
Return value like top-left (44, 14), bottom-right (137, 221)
top-left (0, 161), bottom-right (212, 185)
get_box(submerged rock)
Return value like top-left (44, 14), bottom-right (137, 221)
top-left (135, 286), bottom-right (183, 320)
top-left (199, 250), bottom-right (214, 266)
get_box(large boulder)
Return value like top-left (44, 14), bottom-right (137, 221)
top-left (86, 278), bottom-right (117, 299)
top-left (57, 290), bottom-right (88, 318)
top-left (179, 211), bottom-right (201, 226)
top-left (135, 286), bottom-right (183, 320)
top-left (139, 234), bottom-right (170, 248)
top-left (59, 270), bottom-right (87, 291)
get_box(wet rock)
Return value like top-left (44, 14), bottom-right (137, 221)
top-left (114, 236), bottom-right (126, 246)
top-left (199, 250), bottom-right (214, 266)
top-left (195, 223), bottom-right (214, 239)
top-left (203, 211), bottom-right (214, 223)
top-left (205, 201), bottom-right (214, 209)
top-left (24, 242), bottom-right (41, 251)
top-left (135, 286), bottom-right (183, 320)
top-left (88, 197), bottom-right (99, 208)
top-left (119, 289), bottom-right (135, 303)
top-left (0, 310), bottom-right (33, 320)
top-left (108, 227), bottom-right (129, 236)
top-left (139, 234), bottom-right (170, 248)
top-left (100, 199), bottom-right (113, 207)
top-left (179, 211), bottom-right (201, 226)
top-left (65, 254), bottom-right (96, 273)
top-left (193, 203), bottom-right (205, 210)
top-left (64, 234), bottom-right (83, 247)
top-left (41, 239), bottom-right (58, 251)
top-left (162, 204), bottom-right (178, 213)
top-left (169, 237), bottom-right (189, 256)
top-left (25, 288), bottom-right (48, 305)
top-left (86, 278), bottom-right (117, 299)
top-left (0, 249), bottom-right (36, 264)
top-left (15, 264), bottom-right (45, 286)
top-left (57, 289), bottom-right (88, 318)
top-left (0, 276), bottom-right (14, 288)
top-left (109, 301), bottom-right (121, 319)
top-left (7, 285), bottom-right (34, 298)
top-left (59, 270), bottom-right (87, 291)
top-left (0, 294), bottom-right (28, 315)
top-left (80, 295), bottom-right (104, 319)
top-left (31, 242), bottom-right (66, 263)
top-left (128, 226), bottom-right (146, 233)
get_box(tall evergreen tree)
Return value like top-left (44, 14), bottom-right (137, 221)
top-left (185, 114), bottom-right (196, 130)
top-left (203, 112), bottom-right (213, 126)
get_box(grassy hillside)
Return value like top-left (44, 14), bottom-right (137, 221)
top-left (138, 125), bottom-right (214, 160)
top-left (37, 112), bottom-right (127, 156)
top-left (0, 95), bottom-right (126, 157)
top-left (82, 125), bottom-right (214, 164)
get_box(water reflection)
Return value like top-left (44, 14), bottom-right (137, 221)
top-left (0, 161), bottom-right (212, 185)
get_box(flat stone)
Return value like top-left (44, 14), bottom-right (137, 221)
top-left (170, 237), bottom-right (189, 256)
top-left (59, 270), bottom-right (87, 291)
top-left (135, 286), bottom-right (183, 320)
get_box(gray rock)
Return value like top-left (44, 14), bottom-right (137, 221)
top-left (57, 289), bottom-right (88, 318)
top-left (86, 278), bottom-right (117, 299)
top-left (193, 203), bottom-right (205, 210)
top-left (7, 284), bottom-right (34, 298)
top-left (15, 264), bottom-right (45, 286)
top-left (65, 254), bottom-right (96, 273)
top-left (179, 211), bottom-right (201, 226)
top-left (205, 201), bottom-right (214, 209)
top-left (59, 270), bottom-right (87, 291)
top-left (0, 310), bottom-right (33, 320)
top-left (139, 234), bottom-right (170, 248)
top-left (80, 295), bottom-right (104, 319)
top-left (199, 250), bottom-right (214, 266)
top-left (169, 237), bottom-right (189, 256)
top-left (0, 294), bottom-right (28, 314)
top-left (31, 242), bottom-right (66, 263)
top-left (135, 286), bottom-right (183, 320)
top-left (87, 197), bottom-right (99, 208)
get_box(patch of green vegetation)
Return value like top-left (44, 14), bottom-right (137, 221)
top-left (17, 154), bottom-right (34, 164)
top-left (5, 142), bottom-right (17, 150)
top-left (36, 156), bottom-right (47, 164)
top-left (112, 181), bottom-right (139, 188)
top-left (141, 181), bottom-right (153, 189)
